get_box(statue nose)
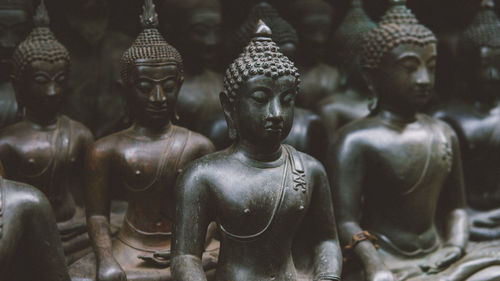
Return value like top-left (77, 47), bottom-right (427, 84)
top-left (150, 85), bottom-right (167, 103)
top-left (47, 82), bottom-right (58, 97)
top-left (268, 98), bottom-right (283, 121)
top-left (416, 67), bottom-right (431, 86)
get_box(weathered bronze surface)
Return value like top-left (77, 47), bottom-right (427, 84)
top-left (0, 0), bottom-right (94, 263)
top-left (171, 20), bottom-right (342, 281)
top-left (432, 0), bottom-right (500, 242)
top-left (69, 1), bottom-right (216, 280)
top-left (329, 1), bottom-right (500, 280)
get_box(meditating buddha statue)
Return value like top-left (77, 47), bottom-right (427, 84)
top-left (0, 0), bottom-right (94, 263)
top-left (0, 163), bottom-right (70, 281)
top-left (432, 0), bottom-right (500, 241)
top-left (329, 1), bottom-right (500, 280)
top-left (69, 1), bottom-right (216, 280)
top-left (288, 0), bottom-right (340, 110)
top-left (0, 0), bottom-right (32, 128)
top-left (171, 20), bottom-right (342, 281)
top-left (317, 0), bottom-right (376, 139)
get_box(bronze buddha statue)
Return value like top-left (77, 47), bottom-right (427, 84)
top-left (288, 0), bottom-right (340, 110)
top-left (328, 1), bottom-right (500, 280)
top-left (431, 0), bottom-right (500, 241)
top-left (0, 0), bottom-right (32, 129)
top-left (0, 0), bottom-right (95, 263)
top-left (69, 1), bottom-right (216, 280)
top-left (0, 171), bottom-right (70, 281)
top-left (171, 20), bottom-right (342, 281)
top-left (158, 0), bottom-right (226, 147)
top-left (317, 0), bottom-right (376, 140)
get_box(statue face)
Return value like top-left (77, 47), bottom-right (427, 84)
top-left (368, 43), bottom-right (437, 111)
top-left (471, 46), bottom-right (500, 101)
top-left (17, 59), bottom-right (68, 117)
top-left (66, 2), bottom-right (108, 47)
top-left (228, 74), bottom-right (297, 147)
top-left (0, 9), bottom-right (30, 76)
top-left (180, 9), bottom-right (221, 67)
top-left (296, 13), bottom-right (332, 61)
top-left (127, 63), bottom-right (182, 127)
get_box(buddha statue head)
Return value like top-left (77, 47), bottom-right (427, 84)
top-left (120, 0), bottom-right (183, 129)
top-left (221, 20), bottom-right (300, 148)
top-left (233, 2), bottom-right (298, 60)
top-left (289, 0), bottom-right (334, 64)
top-left (11, 0), bottom-right (70, 124)
top-left (62, 0), bottom-right (109, 47)
top-left (0, 0), bottom-right (33, 79)
top-left (457, 0), bottom-right (500, 102)
top-left (332, 0), bottom-right (375, 88)
top-left (361, 0), bottom-right (437, 113)
top-left (160, 0), bottom-right (221, 71)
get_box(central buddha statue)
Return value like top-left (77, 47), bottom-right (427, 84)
top-left (0, 0), bottom-right (95, 263)
top-left (69, 1), bottom-right (216, 280)
top-left (288, 0), bottom-right (340, 110)
top-left (317, 0), bottom-right (376, 139)
top-left (0, 161), bottom-right (70, 281)
top-left (329, 1), bottom-right (500, 280)
top-left (432, 0), bottom-right (500, 241)
top-left (171, 20), bottom-right (342, 281)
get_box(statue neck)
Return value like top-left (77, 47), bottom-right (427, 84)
top-left (233, 139), bottom-right (283, 163)
top-left (25, 109), bottom-right (58, 129)
top-left (377, 104), bottom-right (417, 125)
top-left (130, 121), bottom-right (172, 140)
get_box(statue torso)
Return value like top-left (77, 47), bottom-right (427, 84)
top-left (433, 100), bottom-right (500, 210)
top-left (296, 63), bottom-right (340, 109)
top-left (200, 146), bottom-right (314, 281)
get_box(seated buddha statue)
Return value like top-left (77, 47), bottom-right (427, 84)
top-left (69, 1), bottom-right (216, 280)
top-left (316, 0), bottom-right (376, 140)
top-left (0, 0), bottom-right (95, 263)
top-left (431, 0), bottom-right (500, 241)
top-left (158, 0), bottom-right (226, 147)
top-left (329, 1), bottom-right (500, 280)
top-left (0, 0), bottom-right (32, 129)
top-left (171, 20), bottom-right (342, 281)
top-left (0, 162), bottom-right (70, 281)
top-left (288, 0), bottom-right (341, 110)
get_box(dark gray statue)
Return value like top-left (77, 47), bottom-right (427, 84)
top-left (171, 20), bottom-right (342, 281)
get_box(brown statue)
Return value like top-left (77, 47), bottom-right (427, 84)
top-left (432, 0), bottom-right (500, 241)
top-left (171, 20), bottom-right (342, 281)
top-left (329, 1), bottom-right (500, 280)
top-left (69, 1), bottom-right (216, 280)
top-left (288, 0), bottom-right (340, 110)
top-left (0, 0), bottom-right (32, 129)
top-left (0, 171), bottom-right (70, 281)
top-left (317, 0), bottom-right (376, 140)
top-left (0, 0), bottom-right (94, 263)
top-left (158, 0), bottom-right (226, 147)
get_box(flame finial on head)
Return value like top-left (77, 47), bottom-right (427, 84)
top-left (33, 0), bottom-right (49, 27)
top-left (254, 19), bottom-right (272, 40)
top-left (140, 0), bottom-right (158, 29)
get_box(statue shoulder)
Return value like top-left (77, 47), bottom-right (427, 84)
top-left (177, 126), bottom-right (215, 156)
top-left (87, 130), bottom-right (124, 160)
top-left (330, 116), bottom-right (379, 150)
top-left (61, 115), bottom-right (94, 143)
top-left (418, 113), bottom-right (460, 143)
top-left (2, 179), bottom-right (51, 214)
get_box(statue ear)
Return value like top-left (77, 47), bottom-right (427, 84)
top-left (220, 91), bottom-right (237, 140)
top-left (362, 67), bottom-right (376, 95)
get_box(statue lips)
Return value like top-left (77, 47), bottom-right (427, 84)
top-left (145, 105), bottom-right (168, 119)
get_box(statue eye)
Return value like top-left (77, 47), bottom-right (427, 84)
top-left (34, 75), bottom-right (49, 84)
top-left (162, 79), bottom-right (176, 91)
top-left (56, 74), bottom-right (67, 83)
top-left (251, 91), bottom-right (268, 103)
top-left (137, 80), bottom-right (153, 92)
top-left (282, 91), bottom-right (295, 104)
top-left (400, 58), bottom-right (419, 72)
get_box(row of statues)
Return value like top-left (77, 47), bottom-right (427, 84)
top-left (1, 0), bottom-right (500, 280)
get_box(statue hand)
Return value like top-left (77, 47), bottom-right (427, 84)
top-left (97, 258), bottom-right (126, 281)
top-left (420, 246), bottom-right (463, 273)
top-left (366, 265), bottom-right (396, 281)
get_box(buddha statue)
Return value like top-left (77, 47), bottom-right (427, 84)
top-left (288, 0), bottom-right (340, 110)
top-left (0, 0), bottom-right (32, 129)
top-left (171, 20), bottom-right (342, 281)
top-left (69, 1), bottom-right (217, 280)
top-left (317, 0), bottom-right (376, 140)
top-left (328, 1), bottom-right (500, 280)
top-left (431, 0), bottom-right (500, 242)
top-left (0, 0), bottom-right (95, 263)
top-left (157, 0), bottom-right (227, 148)
top-left (0, 167), bottom-right (70, 281)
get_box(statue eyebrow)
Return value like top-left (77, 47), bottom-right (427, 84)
top-left (137, 75), bottom-right (176, 82)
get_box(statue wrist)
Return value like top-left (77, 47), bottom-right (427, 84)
top-left (313, 272), bottom-right (341, 281)
top-left (443, 243), bottom-right (465, 255)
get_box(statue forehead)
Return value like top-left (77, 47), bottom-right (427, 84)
top-left (382, 43), bottom-right (437, 64)
top-left (130, 62), bottom-right (179, 77)
top-left (186, 9), bottom-right (221, 24)
top-left (238, 74), bottom-right (297, 92)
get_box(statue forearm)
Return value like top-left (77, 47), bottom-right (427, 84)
top-left (444, 208), bottom-right (469, 250)
top-left (313, 240), bottom-right (342, 279)
top-left (341, 221), bottom-right (386, 269)
top-left (171, 255), bottom-right (208, 281)
top-left (87, 215), bottom-right (114, 261)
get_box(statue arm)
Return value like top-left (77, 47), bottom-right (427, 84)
top-left (327, 135), bottom-right (390, 276)
top-left (310, 162), bottom-right (342, 279)
top-left (171, 165), bottom-right (211, 281)
top-left (26, 187), bottom-right (70, 281)
top-left (440, 130), bottom-right (468, 251)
